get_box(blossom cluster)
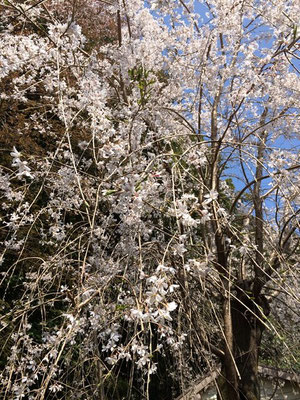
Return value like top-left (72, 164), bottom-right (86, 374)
top-left (0, 0), bottom-right (299, 398)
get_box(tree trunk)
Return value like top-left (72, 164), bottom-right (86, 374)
top-left (218, 286), bottom-right (270, 400)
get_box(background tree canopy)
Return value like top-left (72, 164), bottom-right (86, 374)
top-left (0, 1), bottom-right (299, 399)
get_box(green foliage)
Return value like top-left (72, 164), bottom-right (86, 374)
top-left (128, 66), bottom-right (156, 106)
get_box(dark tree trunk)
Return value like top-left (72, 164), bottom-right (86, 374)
top-left (218, 284), bottom-right (270, 400)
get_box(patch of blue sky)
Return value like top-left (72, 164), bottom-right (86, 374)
top-left (194, 0), bottom-right (211, 24)
top-left (146, 0), bottom-right (211, 31)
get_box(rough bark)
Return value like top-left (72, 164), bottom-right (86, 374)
top-left (218, 283), bottom-right (270, 400)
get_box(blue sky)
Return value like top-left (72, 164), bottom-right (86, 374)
top-left (147, 1), bottom-right (299, 212)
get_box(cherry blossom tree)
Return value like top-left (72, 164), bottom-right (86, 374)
top-left (0, 0), bottom-right (299, 399)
